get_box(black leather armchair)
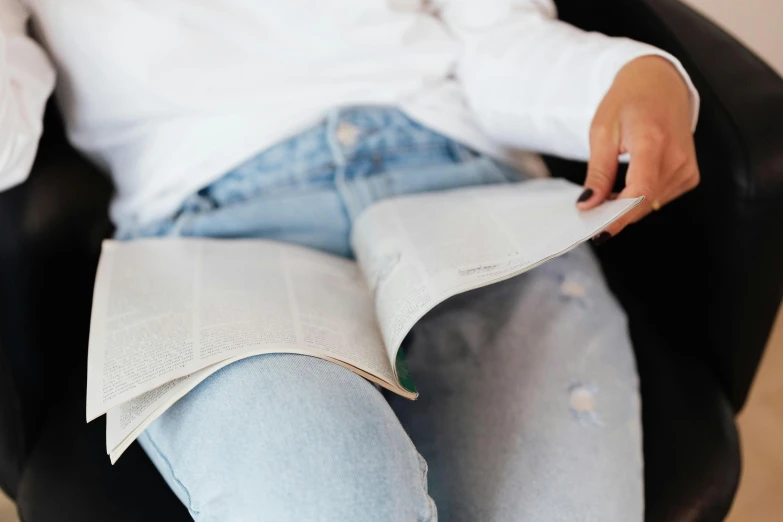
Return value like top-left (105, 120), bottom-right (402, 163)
top-left (2, 0), bottom-right (782, 520)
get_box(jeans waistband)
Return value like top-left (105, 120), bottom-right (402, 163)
top-left (116, 107), bottom-right (511, 239)
top-left (325, 107), bottom-right (476, 165)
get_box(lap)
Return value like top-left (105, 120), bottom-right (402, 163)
top-left (131, 108), bottom-right (641, 520)
top-left (139, 246), bottom-right (642, 522)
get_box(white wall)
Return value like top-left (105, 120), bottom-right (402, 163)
top-left (682, 0), bottom-right (783, 76)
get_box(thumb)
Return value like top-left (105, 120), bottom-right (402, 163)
top-left (577, 124), bottom-right (620, 210)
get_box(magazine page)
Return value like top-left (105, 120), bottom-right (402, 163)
top-left (104, 348), bottom-right (399, 464)
top-left (351, 178), bottom-right (642, 371)
top-left (86, 238), bottom-right (406, 422)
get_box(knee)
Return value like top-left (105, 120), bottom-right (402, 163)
top-left (149, 355), bottom-right (435, 522)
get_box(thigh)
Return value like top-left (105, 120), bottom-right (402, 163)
top-left (139, 353), bottom-right (436, 522)
top-left (388, 245), bottom-right (643, 522)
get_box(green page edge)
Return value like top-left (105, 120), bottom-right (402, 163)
top-left (395, 348), bottom-right (418, 395)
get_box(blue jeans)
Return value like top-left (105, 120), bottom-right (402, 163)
top-left (119, 107), bottom-right (643, 521)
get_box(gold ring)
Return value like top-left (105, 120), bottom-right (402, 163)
top-left (651, 200), bottom-right (662, 211)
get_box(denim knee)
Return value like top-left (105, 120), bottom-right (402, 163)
top-left (140, 354), bottom-right (436, 521)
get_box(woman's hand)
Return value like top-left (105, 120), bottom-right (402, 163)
top-left (576, 55), bottom-right (700, 243)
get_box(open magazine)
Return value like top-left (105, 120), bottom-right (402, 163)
top-left (85, 178), bottom-right (642, 463)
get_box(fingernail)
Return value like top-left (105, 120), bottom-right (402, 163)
top-left (577, 188), bottom-right (593, 203)
top-left (592, 231), bottom-right (612, 245)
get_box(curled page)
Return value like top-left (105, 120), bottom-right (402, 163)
top-left (351, 178), bottom-right (642, 377)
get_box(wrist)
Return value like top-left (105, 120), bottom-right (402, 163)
top-left (617, 54), bottom-right (697, 127)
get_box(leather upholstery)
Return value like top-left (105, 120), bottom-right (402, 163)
top-left (554, 0), bottom-right (783, 414)
top-left (2, 1), bottom-right (782, 520)
top-left (0, 109), bottom-right (111, 498)
top-left (622, 293), bottom-right (741, 522)
top-left (16, 369), bottom-right (189, 522)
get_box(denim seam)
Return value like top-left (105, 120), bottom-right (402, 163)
top-left (417, 454), bottom-right (436, 522)
top-left (327, 109), bottom-right (365, 221)
top-left (399, 428), bottom-right (436, 522)
top-left (143, 431), bottom-right (201, 516)
top-left (350, 176), bottom-right (375, 214)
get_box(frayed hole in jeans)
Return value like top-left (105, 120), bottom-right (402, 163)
top-left (569, 383), bottom-right (603, 426)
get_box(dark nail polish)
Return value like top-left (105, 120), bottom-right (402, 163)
top-left (592, 231), bottom-right (612, 245)
top-left (577, 188), bottom-right (593, 203)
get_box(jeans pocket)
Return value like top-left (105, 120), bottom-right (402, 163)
top-left (201, 160), bottom-right (336, 209)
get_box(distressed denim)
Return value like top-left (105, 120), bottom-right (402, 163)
top-left (120, 107), bottom-right (643, 521)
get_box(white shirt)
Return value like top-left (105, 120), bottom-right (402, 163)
top-left (0, 0), bottom-right (698, 227)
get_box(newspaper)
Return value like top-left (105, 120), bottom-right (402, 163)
top-left (86, 178), bottom-right (642, 463)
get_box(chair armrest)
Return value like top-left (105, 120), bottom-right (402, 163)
top-left (630, 309), bottom-right (741, 522)
top-left (0, 105), bottom-right (112, 497)
top-left (551, 0), bottom-right (783, 411)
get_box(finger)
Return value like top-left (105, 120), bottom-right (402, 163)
top-left (597, 135), bottom-right (664, 238)
top-left (625, 130), bottom-right (665, 191)
top-left (578, 123), bottom-right (620, 209)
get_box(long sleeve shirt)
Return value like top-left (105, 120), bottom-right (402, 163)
top-left (0, 0), bottom-right (698, 227)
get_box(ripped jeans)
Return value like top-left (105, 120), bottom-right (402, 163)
top-left (118, 107), bottom-right (643, 522)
